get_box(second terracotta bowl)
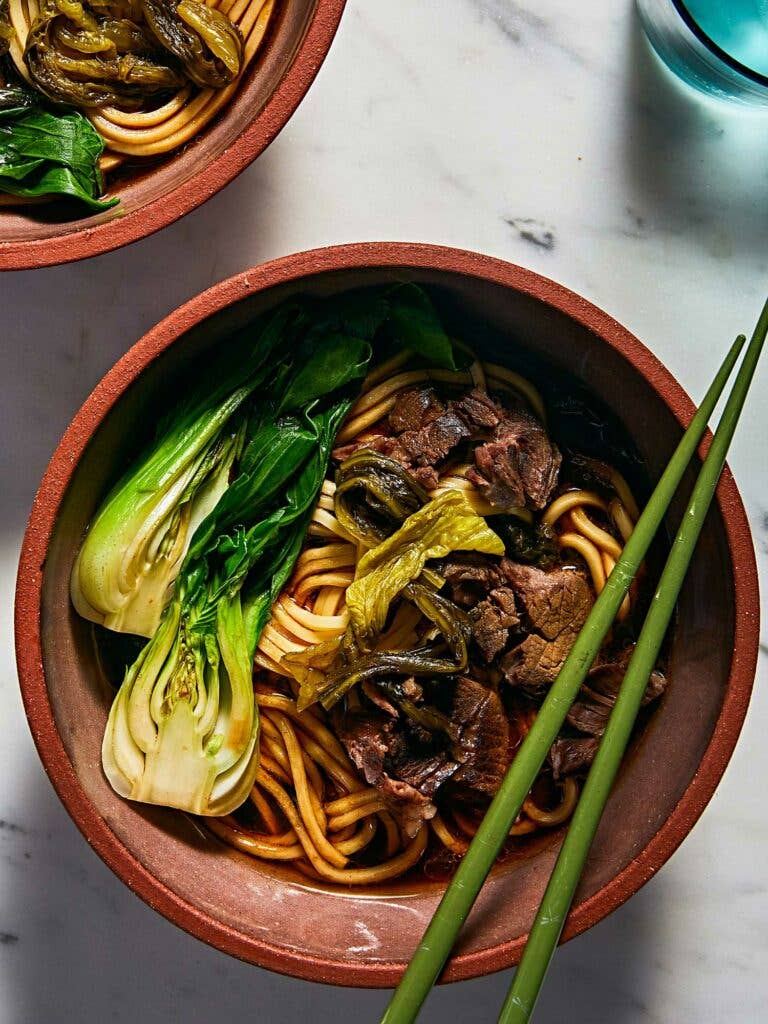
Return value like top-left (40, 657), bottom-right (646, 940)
top-left (0, 1), bottom-right (345, 270)
top-left (15, 243), bottom-right (759, 985)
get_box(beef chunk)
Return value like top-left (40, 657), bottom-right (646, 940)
top-left (453, 387), bottom-right (502, 429)
top-left (334, 708), bottom-right (440, 837)
top-left (448, 677), bottom-right (509, 796)
top-left (388, 387), bottom-right (444, 433)
top-left (377, 779), bottom-right (436, 838)
top-left (333, 433), bottom-right (406, 466)
top-left (334, 708), bottom-right (392, 783)
top-left (501, 562), bottom-right (593, 691)
top-left (440, 553), bottom-right (504, 607)
top-left (333, 384), bottom-right (466, 491)
top-left (335, 385), bottom-right (560, 509)
top-left (470, 588), bottom-right (519, 662)
top-left (567, 656), bottom-right (666, 737)
top-left (549, 652), bottom-right (667, 778)
top-left (400, 409), bottom-right (470, 466)
top-left (467, 409), bottom-right (561, 511)
top-left (334, 675), bottom-right (510, 835)
top-left (503, 562), bottom-right (592, 640)
top-left (549, 736), bottom-right (600, 778)
top-left (387, 737), bottom-right (457, 796)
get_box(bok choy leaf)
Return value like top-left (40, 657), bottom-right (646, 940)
top-left (70, 311), bottom-right (289, 638)
top-left (88, 284), bottom-right (459, 816)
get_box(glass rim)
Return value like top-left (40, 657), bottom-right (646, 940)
top-left (672, 0), bottom-right (768, 88)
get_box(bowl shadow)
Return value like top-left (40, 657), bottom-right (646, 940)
top-left (0, 148), bottom-right (278, 540)
top-left (2, 760), bottom-right (664, 1023)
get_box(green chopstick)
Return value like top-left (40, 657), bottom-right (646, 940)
top-left (380, 328), bottom-right (750, 1024)
top-left (498, 297), bottom-right (768, 1024)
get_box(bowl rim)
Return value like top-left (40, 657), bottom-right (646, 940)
top-left (0, 0), bottom-right (347, 272)
top-left (14, 241), bottom-right (760, 986)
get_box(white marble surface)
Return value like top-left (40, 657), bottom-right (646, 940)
top-left (2, 2), bottom-right (767, 1021)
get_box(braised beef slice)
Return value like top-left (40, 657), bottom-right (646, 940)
top-left (448, 676), bottom-right (509, 796)
top-left (501, 562), bottom-right (593, 691)
top-left (467, 409), bottom-right (561, 512)
top-left (387, 730), bottom-right (457, 796)
top-left (550, 654), bottom-right (667, 777)
top-left (334, 708), bottom-right (392, 783)
top-left (378, 779), bottom-right (436, 839)
top-left (453, 387), bottom-right (502, 429)
top-left (334, 675), bottom-right (510, 834)
top-left (399, 408), bottom-right (470, 466)
top-left (470, 588), bottom-right (519, 662)
top-left (567, 657), bottom-right (666, 737)
top-left (439, 553), bottom-right (504, 607)
top-left (549, 737), bottom-right (600, 779)
top-left (388, 387), bottom-right (445, 433)
top-left (334, 708), bottom-right (438, 837)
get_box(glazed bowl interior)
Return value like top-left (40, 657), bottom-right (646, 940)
top-left (24, 254), bottom-right (755, 985)
top-left (0, 1), bottom-right (342, 269)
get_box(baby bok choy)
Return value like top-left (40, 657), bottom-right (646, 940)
top-left (70, 307), bottom-right (294, 638)
top-left (83, 285), bottom-right (459, 816)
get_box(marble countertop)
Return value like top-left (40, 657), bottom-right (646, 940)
top-left (2, 2), bottom-right (767, 1021)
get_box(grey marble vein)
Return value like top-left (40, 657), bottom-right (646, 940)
top-left (504, 216), bottom-right (556, 250)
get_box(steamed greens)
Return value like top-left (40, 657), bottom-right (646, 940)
top-left (71, 389), bottom-right (247, 637)
top-left (0, 101), bottom-right (117, 211)
top-left (79, 285), bottom-right (458, 816)
top-left (103, 399), bottom-right (352, 815)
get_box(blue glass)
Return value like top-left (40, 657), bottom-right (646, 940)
top-left (637, 0), bottom-right (768, 104)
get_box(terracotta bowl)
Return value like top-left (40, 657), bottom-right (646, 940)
top-left (15, 243), bottom-right (759, 985)
top-left (0, 1), bottom-right (345, 271)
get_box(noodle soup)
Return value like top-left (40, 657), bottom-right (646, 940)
top-left (21, 249), bottom-right (752, 980)
top-left (89, 299), bottom-right (665, 889)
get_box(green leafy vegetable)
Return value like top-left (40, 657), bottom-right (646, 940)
top-left (277, 334), bottom-right (371, 414)
top-left (71, 310), bottom-right (295, 637)
top-left (346, 490), bottom-right (504, 650)
top-left (0, 103), bottom-right (117, 211)
top-left (334, 448), bottom-right (430, 546)
top-left (102, 400), bottom-right (350, 815)
top-left (25, 0), bottom-right (188, 108)
top-left (490, 516), bottom-right (559, 568)
top-left (85, 284), bottom-right (458, 815)
top-left (143, 0), bottom-right (243, 88)
top-left (289, 579), bottom-right (474, 712)
top-left (287, 454), bottom-right (503, 712)
top-left (387, 283), bottom-right (459, 370)
top-left (71, 390), bottom-right (249, 638)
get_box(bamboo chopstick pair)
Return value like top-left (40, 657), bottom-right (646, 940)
top-left (381, 297), bottom-right (768, 1024)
